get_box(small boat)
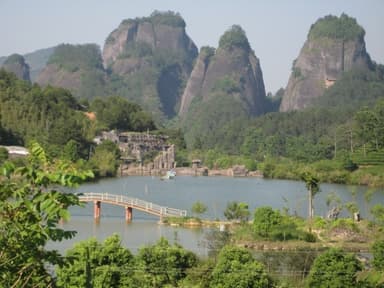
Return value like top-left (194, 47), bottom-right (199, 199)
top-left (161, 169), bottom-right (176, 180)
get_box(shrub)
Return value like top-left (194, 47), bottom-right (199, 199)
top-left (313, 216), bottom-right (328, 229)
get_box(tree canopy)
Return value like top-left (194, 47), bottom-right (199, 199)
top-left (0, 142), bottom-right (93, 287)
top-left (210, 245), bottom-right (273, 288)
top-left (253, 206), bottom-right (282, 237)
top-left (306, 248), bottom-right (362, 288)
top-left (224, 201), bottom-right (250, 222)
top-left (48, 44), bottom-right (104, 72)
top-left (90, 95), bottom-right (156, 132)
top-left (308, 13), bottom-right (365, 41)
top-left (56, 234), bottom-right (134, 287)
top-left (219, 25), bottom-right (251, 51)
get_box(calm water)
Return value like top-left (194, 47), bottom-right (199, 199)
top-left (50, 176), bottom-right (384, 255)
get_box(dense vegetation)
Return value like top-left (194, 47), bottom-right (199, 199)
top-left (218, 24), bottom-right (251, 51)
top-left (0, 143), bottom-right (93, 287)
top-left (89, 95), bottom-right (156, 132)
top-left (48, 43), bottom-right (104, 72)
top-left (308, 13), bottom-right (365, 40)
top-left (0, 70), bottom-right (89, 156)
top-left (0, 70), bottom-right (156, 176)
top-left (119, 10), bottom-right (186, 29)
top-left (42, 43), bottom-right (108, 100)
top-left (177, 63), bottom-right (384, 186)
top-left (2, 10), bottom-right (384, 287)
top-left (2, 151), bottom-right (384, 286)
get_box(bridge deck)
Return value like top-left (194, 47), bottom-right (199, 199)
top-left (78, 192), bottom-right (187, 218)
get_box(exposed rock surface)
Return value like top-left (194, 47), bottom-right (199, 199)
top-left (103, 15), bottom-right (197, 72)
top-left (179, 26), bottom-right (267, 118)
top-left (178, 47), bottom-right (212, 115)
top-left (1, 54), bottom-right (30, 81)
top-left (280, 14), bottom-right (372, 112)
top-left (102, 12), bottom-right (198, 120)
top-left (179, 26), bottom-right (267, 149)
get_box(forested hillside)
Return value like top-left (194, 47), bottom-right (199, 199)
top-left (36, 44), bottom-right (108, 100)
top-left (0, 69), bottom-right (156, 176)
top-left (1, 12), bottom-right (384, 185)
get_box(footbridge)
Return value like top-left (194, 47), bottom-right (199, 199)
top-left (78, 192), bottom-right (187, 222)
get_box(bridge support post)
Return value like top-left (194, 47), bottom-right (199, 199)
top-left (94, 200), bottom-right (101, 221)
top-left (125, 206), bottom-right (132, 222)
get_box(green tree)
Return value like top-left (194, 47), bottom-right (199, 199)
top-left (62, 139), bottom-right (81, 162)
top-left (356, 240), bottom-right (384, 286)
top-left (224, 201), bottom-right (250, 222)
top-left (0, 146), bottom-right (8, 163)
top-left (0, 142), bottom-right (93, 287)
top-left (372, 240), bottom-right (384, 271)
top-left (90, 140), bottom-right (121, 177)
top-left (306, 248), bottom-right (362, 288)
top-left (191, 201), bottom-right (207, 217)
top-left (210, 246), bottom-right (273, 288)
top-left (344, 201), bottom-right (359, 219)
top-left (56, 234), bottom-right (134, 287)
top-left (371, 204), bottom-right (384, 226)
top-left (218, 25), bottom-right (250, 51)
top-left (308, 13), bottom-right (365, 41)
top-left (355, 107), bottom-right (380, 151)
top-left (253, 206), bottom-right (282, 238)
top-left (90, 96), bottom-right (156, 132)
top-left (301, 171), bottom-right (320, 220)
top-left (135, 237), bottom-right (197, 287)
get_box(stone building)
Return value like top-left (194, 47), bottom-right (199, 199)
top-left (94, 131), bottom-right (175, 174)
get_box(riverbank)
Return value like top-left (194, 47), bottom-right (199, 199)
top-left (120, 165), bottom-right (263, 178)
top-left (163, 217), bottom-right (381, 253)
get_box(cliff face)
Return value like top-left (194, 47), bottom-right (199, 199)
top-left (179, 26), bottom-right (266, 118)
top-left (2, 54), bottom-right (30, 81)
top-left (102, 12), bottom-right (198, 121)
top-left (180, 25), bottom-right (267, 149)
top-left (200, 46), bottom-right (266, 116)
top-left (280, 14), bottom-right (372, 112)
top-left (178, 47), bottom-right (212, 115)
top-left (103, 19), bottom-right (197, 71)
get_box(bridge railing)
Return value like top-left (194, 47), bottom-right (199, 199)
top-left (78, 192), bottom-right (187, 217)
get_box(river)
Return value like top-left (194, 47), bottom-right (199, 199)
top-left (49, 176), bottom-right (384, 256)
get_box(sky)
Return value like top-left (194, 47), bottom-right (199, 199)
top-left (0, 0), bottom-right (383, 93)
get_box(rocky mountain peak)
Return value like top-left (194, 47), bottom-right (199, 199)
top-left (102, 11), bottom-right (197, 70)
top-left (102, 11), bottom-right (198, 121)
top-left (179, 25), bottom-right (266, 118)
top-left (280, 14), bottom-right (372, 112)
top-left (2, 54), bottom-right (30, 81)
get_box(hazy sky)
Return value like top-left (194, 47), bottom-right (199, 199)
top-left (0, 0), bottom-right (383, 93)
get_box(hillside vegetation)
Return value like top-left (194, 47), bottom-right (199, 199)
top-left (308, 13), bottom-right (365, 40)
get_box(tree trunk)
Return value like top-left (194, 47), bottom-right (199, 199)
top-left (309, 188), bottom-right (313, 219)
